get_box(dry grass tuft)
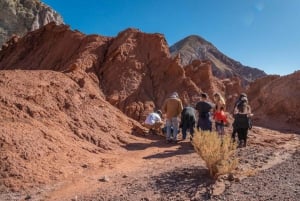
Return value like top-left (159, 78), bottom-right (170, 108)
top-left (192, 130), bottom-right (239, 179)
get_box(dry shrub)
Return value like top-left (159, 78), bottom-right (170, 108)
top-left (192, 130), bottom-right (239, 179)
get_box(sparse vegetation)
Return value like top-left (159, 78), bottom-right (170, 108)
top-left (192, 130), bottom-right (239, 179)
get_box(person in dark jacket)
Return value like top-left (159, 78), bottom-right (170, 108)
top-left (195, 93), bottom-right (214, 131)
top-left (180, 106), bottom-right (196, 140)
top-left (233, 97), bottom-right (252, 147)
top-left (232, 93), bottom-right (248, 141)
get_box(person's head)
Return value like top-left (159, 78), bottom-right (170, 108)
top-left (156, 110), bottom-right (162, 117)
top-left (213, 92), bottom-right (226, 105)
top-left (213, 92), bottom-right (221, 101)
top-left (240, 96), bottom-right (248, 104)
top-left (239, 93), bottom-right (247, 99)
top-left (200, 92), bottom-right (208, 100)
top-left (170, 92), bottom-right (179, 98)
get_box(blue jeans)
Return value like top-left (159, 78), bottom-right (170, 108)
top-left (166, 117), bottom-right (179, 140)
top-left (215, 122), bottom-right (225, 136)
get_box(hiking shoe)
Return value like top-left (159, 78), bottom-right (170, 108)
top-left (166, 139), bottom-right (172, 144)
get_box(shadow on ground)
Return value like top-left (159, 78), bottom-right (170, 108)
top-left (123, 132), bottom-right (196, 159)
top-left (150, 166), bottom-right (214, 200)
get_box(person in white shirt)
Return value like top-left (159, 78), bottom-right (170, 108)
top-left (144, 110), bottom-right (163, 135)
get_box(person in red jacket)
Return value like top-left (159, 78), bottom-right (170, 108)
top-left (213, 92), bottom-right (227, 136)
top-left (213, 107), bottom-right (228, 136)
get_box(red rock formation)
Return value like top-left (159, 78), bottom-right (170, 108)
top-left (222, 76), bottom-right (244, 112)
top-left (98, 28), bottom-right (202, 120)
top-left (0, 23), bottom-right (209, 190)
top-left (0, 23), bottom-right (240, 122)
top-left (184, 60), bottom-right (217, 96)
top-left (247, 72), bottom-right (300, 132)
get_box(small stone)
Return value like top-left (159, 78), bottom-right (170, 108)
top-left (81, 164), bottom-right (88, 168)
top-left (234, 177), bottom-right (241, 182)
top-left (99, 175), bottom-right (110, 182)
top-left (227, 173), bottom-right (235, 181)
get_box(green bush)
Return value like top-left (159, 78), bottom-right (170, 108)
top-left (192, 130), bottom-right (238, 179)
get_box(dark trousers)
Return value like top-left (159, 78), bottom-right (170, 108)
top-left (232, 127), bottom-right (237, 141)
top-left (197, 117), bottom-right (212, 132)
top-left (182, 124), bottom-right (195, 139)
top-left (237, 128), bottom-right (248, 145)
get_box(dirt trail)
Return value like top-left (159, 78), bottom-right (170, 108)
top-left (33, 134), bottom-right (205, 201)
top-left (2, 127), bottom-right (299, 201)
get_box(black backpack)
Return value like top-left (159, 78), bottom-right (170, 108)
top-left (233, 113), bottom-right (250, 129)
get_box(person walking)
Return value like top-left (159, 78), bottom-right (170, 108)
top-left (213, 92), bottom-right (227, 136)
top-left (180, 106), bottom-right (196, 141)
top-left (231, 93), bottom-right (248, 141)
top-left (233, 96), bottom-right (252, 147)
top-left (162, 92), bottom-right (183, 143)
top-left (195, 92), bottom-right (214, 132)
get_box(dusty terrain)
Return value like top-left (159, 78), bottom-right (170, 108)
top-left (0, 23), bottom-right (300, 201)
top-left (1, 126), bottom-right (298, 201)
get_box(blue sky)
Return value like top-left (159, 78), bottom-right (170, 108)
top-left (43, 0), bottom-right (300, 75)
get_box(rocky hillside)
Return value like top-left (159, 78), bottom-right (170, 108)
top-left (0, 23), bottom-right (243, 122)
top-left (0, 0), bottom-right (63, 48)
top-left (247, 71), bottom-right (300, 132)
top-left (170, 35), bottom-right (266, 84)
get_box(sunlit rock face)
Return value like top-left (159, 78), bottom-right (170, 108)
top-left (0, 0), bottom-right (63, 47)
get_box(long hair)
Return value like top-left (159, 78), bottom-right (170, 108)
top-left (213, 92), bottom-right (226, 110)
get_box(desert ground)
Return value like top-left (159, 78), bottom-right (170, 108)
top-left (1, 126), bottom-right (299, 201)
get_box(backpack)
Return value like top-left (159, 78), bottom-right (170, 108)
top-left (233, 113), bottom-right (250, 129)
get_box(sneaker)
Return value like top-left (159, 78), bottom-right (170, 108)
top-left (166, 139), bottom-right (172, 144)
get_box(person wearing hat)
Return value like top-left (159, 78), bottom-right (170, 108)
top-left (195, 92), bottom-right (214, 131)
top-left (162, 92), bottom-right (183, 143)
top-left (144, 110), bottom-right (163, 135)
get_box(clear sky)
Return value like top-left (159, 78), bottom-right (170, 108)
top-left (43, 0), bottom-right (300, 75)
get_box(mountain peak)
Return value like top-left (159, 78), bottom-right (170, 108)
top-left (183, 35), bottom-right (211, 44)
top-left (170, 35), bottom-right (213, 51)
top-left (170, 35), bottom-right (266, 84)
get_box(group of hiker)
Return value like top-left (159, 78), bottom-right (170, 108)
top-left (144, 92), bottom-right (253, 147)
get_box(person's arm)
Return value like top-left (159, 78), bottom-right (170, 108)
top-left (247, 105), bottom-right (253, 117)
top-left (162, 100), bottom-right (167, 113)
top-left (178, 100), bottom-right (183, 116)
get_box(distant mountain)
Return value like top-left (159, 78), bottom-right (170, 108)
top-left (0, 0), bottom-right (64, 48)
top-left (170, 35), bottom-right (266, 84)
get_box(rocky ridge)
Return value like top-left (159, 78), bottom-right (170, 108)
top-left (0, 0), bottom-right (63, 48)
